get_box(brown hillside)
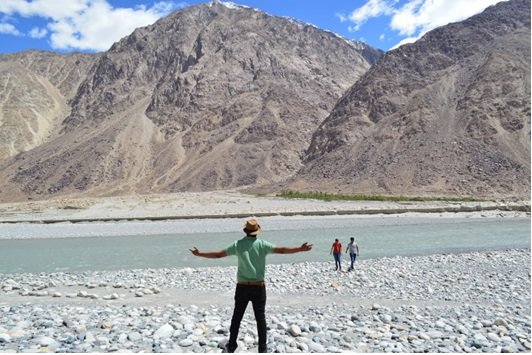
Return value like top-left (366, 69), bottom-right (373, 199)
top-left (0, 2), bottom-right (378, 202)
top-left (0, 51), bottom-right (97, 160)
top-left (287, 0), bottom-right (531, 199)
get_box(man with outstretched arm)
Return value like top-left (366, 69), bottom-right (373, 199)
top-left (190, 218), bottom-right (313, 353)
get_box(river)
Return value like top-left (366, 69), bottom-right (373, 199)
top-left (0, 214), bottom-right (529, 273)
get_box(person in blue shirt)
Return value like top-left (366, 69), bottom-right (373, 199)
top-left (190, 218), bottom-right (312, 353)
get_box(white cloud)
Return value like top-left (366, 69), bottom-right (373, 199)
top-left (0, 22), bottom-right (22, 36)
top-left (0, 0), bottom-right (89, 20)
top-left (342, 0), bottom-right (398, 32)
top-left (0, 0), bottom-right (187, 51)
top-left (390, 0), bottom-right (507, 37)
top-left (29, 26), bottom-right (47, 38)
top-left (335, 12), bottom-right (348, 23)
top-left (342, 0), bottom-right (508, 49)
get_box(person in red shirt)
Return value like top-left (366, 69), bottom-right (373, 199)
top-left (330, 238), bottom-right (342, 271)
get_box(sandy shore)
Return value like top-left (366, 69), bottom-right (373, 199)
top-left (0, 191), bottom-right (529, 223)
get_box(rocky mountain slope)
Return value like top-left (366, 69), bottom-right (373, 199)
top-left (0, 1), bottom-right (379, 202)
top-left (0, 51), bottom-right (97, 160)
top-left (286, 0), bottom-right (530, 198)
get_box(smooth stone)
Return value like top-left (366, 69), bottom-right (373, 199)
top-left (309, 321), bottom-right (321, 332)
top-left (427, 330), bottom-right (443, 339)
top-left (192, 328), bottom-right (204, 336)
top-left (356, 342), bottom-right (368, 352)
top-left (37, 336), bottom-right (58, 347)
top-left (455, 324), bottom-right (469, 334)
top-left (297, 342), bottom-right (309, 352)
top-left (178, 339), bottom-right (193, 347)
top-left (100, 321), bottom-right (113, 329)
top-left (309, 342), bottom-right (325, 352)
top-left (275, 344), bottom-right (286, 352)
top-left (495, 318), bottom-right (509, 327)
top-left (154, 324), bottom-right (174, 340)
top-left (487, 332), bottom-right (500, 342)
top-left (289, 324), bottom-right (302, 337)
top-left (435, 320), bottom-right (446, 328)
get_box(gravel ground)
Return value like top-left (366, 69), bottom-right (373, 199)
top-left (0, 248), bottom-right (530, 353)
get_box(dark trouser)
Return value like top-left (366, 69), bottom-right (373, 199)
top-left (349, 252), bottom-right (357, 270)
top-left (333, 253), bottom-right (341, 270)
top-left (227, 284), bottom-right (267, 353)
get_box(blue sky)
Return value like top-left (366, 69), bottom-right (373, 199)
top-left (0, 0), bottom-right (507, 54)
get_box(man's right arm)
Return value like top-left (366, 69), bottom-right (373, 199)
top-left (273, 242), bottom-right (313, 254)
top-left (190, 247), bottom-right (228, 258)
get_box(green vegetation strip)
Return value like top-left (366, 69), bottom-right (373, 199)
top-left (277, 190), bottom-right (483, 202)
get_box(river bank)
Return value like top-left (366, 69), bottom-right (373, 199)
top-left (0, 248), bottom-right (530, 353)
top-left (0, 191), bottom-right (529, 224)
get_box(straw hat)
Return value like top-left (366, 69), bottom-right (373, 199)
top-left (243, 219), bottom-right (261, 236)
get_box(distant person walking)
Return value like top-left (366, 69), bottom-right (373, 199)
top-left (330, 238), bottom-right (342, 271)
top-left (346, 237), bottom-right (360, 271)
top-left (190, 218), bottom-right (312, 353)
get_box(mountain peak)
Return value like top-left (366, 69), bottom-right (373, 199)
top-left (209, 0), bottom-right (251, 10)
top-left (0, 2), bottom-right (378, 201)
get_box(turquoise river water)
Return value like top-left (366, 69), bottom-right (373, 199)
top-left (0, 215), bottom-right (529, 273)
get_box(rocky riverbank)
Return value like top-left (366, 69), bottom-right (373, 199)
top-left (0, 248), bottom-right (530, 353)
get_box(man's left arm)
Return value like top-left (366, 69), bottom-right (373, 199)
top-left (273, 242), bottom-right (313, 254)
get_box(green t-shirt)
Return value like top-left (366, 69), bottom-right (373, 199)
top-left (225, 236), bottom-right (276, 282)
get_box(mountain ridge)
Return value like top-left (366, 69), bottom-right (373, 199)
top-left (0, 1), bottom-right (380, 202)
top-left (0, 0), bottom-right (529, 202)
top-left (284, 0), bottom-right (530, 198)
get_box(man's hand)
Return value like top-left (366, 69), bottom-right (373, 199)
top-left (190, 247), bottom-right (200, 256)
top-left (300, 242), bottom-right (313, 252)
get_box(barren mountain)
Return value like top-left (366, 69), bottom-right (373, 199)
top-left (0, 1), bottom-right (379, 202)
top-left (0, 51), bottom-right (97, 160)
top-left (286, 0), bottom-right (531, 198)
